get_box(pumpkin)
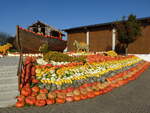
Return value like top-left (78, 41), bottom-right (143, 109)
top-left (48, 92), bottom-right (56, 99)
top-left (87, 92), bottom-right (95, 98)
top-left (73, 89), bottom-right (80, 96)
top-left (21, 87), bottom-right (32, 97)
top-left (99, 90), bottom-right (104, 95)
top-left (79, 85), bottom-right (85, 89)
top-left (35, 100), bottom-right (46, 107)
top-left (31, 91), bottom-right (38, 97)
top-left (80, 88), bottom-right (87, 95)
top-left (86, 87), bottom-right (93, 92)
top-left (46, 99), bottom-right (55, 104)
top-left (94, 91), bottom-right (100, 96)
top-left (91, 85), bottom-right (99, 91)
top-left (19, 84), bottom-right (23, 89)
top-left (16, 101), bottom-right (25, 108)
top-left (40, 88), bottom-right (48, 94)
top-left (60, 89), bottom-right (67, 93)
top-left (66, 96), bottom-right (74, 102)
top-left (32, 86), bottom-right (40, 93)
top-left (57, 92), bottom-right (66, 99)
top-left (56, 98), bottom-right (65, 104)
top-left (31, 66), bottom-right (36, 76)
top-left (66, 92), bottom-right (74, 97)
top-left (24, 83), bottom-right (30, 88)
top-left (74, 95), bottom-right (81, 101)
top-left (54, 90), bottom-right (61, 94)
top-left (66, 87), bottom-right (74, 92)
top-left (80, 94), bottom-right (88, 100)
top-left (32, 79), bottom-right (39, 84)
top-left (25, 96), bottom-right (36, 105)
top-left (17, 95), bottom-right (25, 102)
top-left (36, 93), bottom-right (47, 100)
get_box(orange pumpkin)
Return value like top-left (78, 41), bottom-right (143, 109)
top-left (48, 92), bottom-right (56, 99)
top-left (60, 89), bottom-right (67, 93)
top-left (24, 83), bottom-right (30, 88)
top-left (57, 92), bottom-right (66, 99)
top-left (66, 96), bottom-right (74, 102)
top-left (94, 91), bottom-right (100, 96)
top-left (32, 86), bottom-right (40, 93)
top-left (25, 96), bottom-right (36, 105)
top-left (21, 87), bottom-right (31, 97)
top-left (16, 101), bottom-right (25, 108)
top-left (19, 84), bottom-right (23, 89)
top-left (80, 94), bottom-right (88, 100)
top-left (35, 100), bottom-right (46, 107)
top-left (17, 95), bottom-right (25, 102)
top-left (32, 79), bottom-right (39, 84)
top-left (74, 95), bottom-right (81, 101)
top-left (67, 87), bottom-right (74, 92)
top-left (31, 66), bottom-right (36, 76)
top-left (40, 88), bottom-right (48, 94)
top-left (31, 91), bottom-right (38, 97)
top-left (36, 93), bottom-right (47, 100)
top-left (87, 92), bottom-right (95, 98)
top-left (46, 99), bottom-right (55, 104)
top-left (56, 98), bottom-right (65, 104)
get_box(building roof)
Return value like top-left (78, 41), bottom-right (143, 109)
top-left (63, 16), bottom-right (150, 32)
top-left (28, 20), bottom-right (64, 34)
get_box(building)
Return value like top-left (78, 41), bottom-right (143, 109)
top-left (28, 21), bottom-right (65, 38)
top-left (63, 17), bottom-right (150, 54)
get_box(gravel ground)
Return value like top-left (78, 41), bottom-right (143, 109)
top-left (0, 64), bottom-right (150, 113)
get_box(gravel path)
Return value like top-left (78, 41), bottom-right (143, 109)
top-left (0, 67), bottom-right (150, 113)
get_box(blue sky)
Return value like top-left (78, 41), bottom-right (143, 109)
top-left (0, 0), bottom-right (150, 37)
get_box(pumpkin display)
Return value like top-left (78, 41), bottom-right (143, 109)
top-left (16, 56), bottom-right (150, 107)
top-left (35, 100), bottom-right (46, 107)
top-left (16, 101), bottom-right (25, 108)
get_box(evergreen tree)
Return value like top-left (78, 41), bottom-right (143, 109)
top-left (115, 14), bottom-right (141, 54)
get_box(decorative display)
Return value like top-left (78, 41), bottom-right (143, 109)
top-left (16, 53), bottom-right (150, 107)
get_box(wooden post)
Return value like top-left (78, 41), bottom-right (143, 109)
top-left (16, 25), bottom-right (23, 91)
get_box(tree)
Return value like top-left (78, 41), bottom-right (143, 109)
top-left (115, 14), bottom-right (142, 54)
top-left (0, 32), bottom-right (10, 45)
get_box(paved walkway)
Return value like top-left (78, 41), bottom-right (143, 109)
top-left (0, 67), bottom-right (150, 113)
